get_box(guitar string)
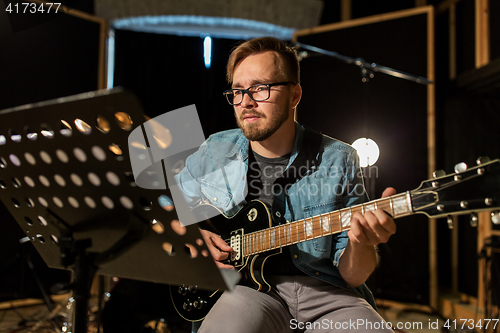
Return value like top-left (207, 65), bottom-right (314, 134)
top-left (225, 172), bottom-right (485, 256)
top-left (235, 194), bottom-right (404, 256)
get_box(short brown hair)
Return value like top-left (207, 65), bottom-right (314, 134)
top-left (226, 37), bottom-right (300, 85)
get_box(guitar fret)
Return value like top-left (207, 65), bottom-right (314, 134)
top-left (270, 228), bottom-right (275, 249)
top-left (287, 224), bottom-right (292, 244)
top-left (257, 232), bottom-right (261, 252)
top-left (286, 224), bottom-right (290, 244)
top-left (248, 234), bottom-right (252, 254)
top-left (255, 232), bottom-right (259, 253)
top-left (283, 225), bottom-right (287, 244)
top-left (278, 226), bottom-right (282, 247)
top-left (248, 234), bottom-right (251, 256)
top-left (300, 220), bottom-right (307, 241)
top-left (258, 231), bottom-right (262, 252)
top-left (340, 209), bottom-right (351, 230)
top-left (305, 218), bottom-right (313, 239)
top-left (296, 222), bottom-right (300, 243)
top-left (318, 217), bottom-right (322, 237)
top-left (320, 214), bottom-right (330, 235)
top-left (245, 235), bottom-right (252, 254)
top-left (249, 234), bottom-right (252, 254)
top-left (249, 233), bottom-right (253, 254)
top-left (277, 226), bottom-right (281, 248)
top-left (338, 210), bottom-right (342, 231)
top-left (389, 196), bottom-right (394, 216)
top-left (260, 231), bottom-right (263, 252)
top-left (392, 193), bottom-right (410, 216)
top-left (364, 202), bottom-right (375, 213)
top-left (331, 212), bottom-right (340, 233)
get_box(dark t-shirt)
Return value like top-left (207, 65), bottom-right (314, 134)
top-left (247, 150), bottom-right (305, 276)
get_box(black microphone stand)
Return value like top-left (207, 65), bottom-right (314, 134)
top-left (295, 42), bottom-right (433, 85)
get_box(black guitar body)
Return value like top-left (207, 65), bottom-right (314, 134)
top-left (197, 200), bottom-right (281, 292)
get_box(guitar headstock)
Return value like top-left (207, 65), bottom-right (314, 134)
top-left (410, 157), bottom-right (500, 222)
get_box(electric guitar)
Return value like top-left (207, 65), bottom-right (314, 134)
top-left (172, 158), bottom-right (500, 320)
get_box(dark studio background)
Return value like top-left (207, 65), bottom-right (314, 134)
top-left (1, 0), bottom-right (500, 310)
top-left (297, 12), bottom-right (430, 303)
top-left (0, 2), bottom-right (98, 301)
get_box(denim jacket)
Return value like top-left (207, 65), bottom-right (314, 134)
top-left (173, 122), bottom-right (375, 307)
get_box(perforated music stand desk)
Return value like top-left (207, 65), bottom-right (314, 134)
top-left (0, 88), bottom-right (237, 332)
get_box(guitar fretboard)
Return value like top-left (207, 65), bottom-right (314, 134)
top-left (241, 192), bottom-right (412, 257)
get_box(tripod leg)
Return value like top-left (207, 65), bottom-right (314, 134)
top-left (73, 242), bottom-right (97, 333)
top-left (25, 252), bottom-right (63, 330)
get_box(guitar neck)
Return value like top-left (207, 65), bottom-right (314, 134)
top-left (241, 192), bottom-right (413, 257)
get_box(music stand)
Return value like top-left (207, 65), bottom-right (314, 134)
top-left (0, 88), bottom-right (238, 333)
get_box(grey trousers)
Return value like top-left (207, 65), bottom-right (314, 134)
top-left (198, 275), bottom-right (393, 333)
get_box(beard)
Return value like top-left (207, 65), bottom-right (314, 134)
top-left (235, 106), bottom-right (290, 142)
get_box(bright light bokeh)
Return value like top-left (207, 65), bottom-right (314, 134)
top-left (204, 36), bottom-right (212, 69)
top-left (352, 138), bottom-right (380, 167)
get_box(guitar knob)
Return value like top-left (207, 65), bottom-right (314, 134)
top-left (491, 211), bottom-right (500, 225)
top-left (183, 301), bottom-right (193, 311)
top-left (178, 285), bottom-right (188, 295)
top-left (188, 285), bottom-right (197, 293)
top-left (476, 156), bottom-right (491, 165)
top-left (432, 170), bottom-right (446, 178)
top-left (470, 213), bottom-right (478, 227)
top-left (454, 162), bottom-right (467, 174)
top-left (194, 298), bottom-right (207, 309)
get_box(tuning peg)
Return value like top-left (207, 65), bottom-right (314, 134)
top-left (470, 213), bottom-right (478, 227)
top-left (476, 156), bottom-right (491, 165)
top-left (447, 216), bottom-right (453, 229)
top-left (492, 211), bottom-right (500, 225)
top-left (454, 162), bottom-right (468, 173)
top-left (432, 170), bottom-right (446, 178)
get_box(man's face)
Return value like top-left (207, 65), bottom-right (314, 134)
top-left (231, 51), bottom-right (295, 142)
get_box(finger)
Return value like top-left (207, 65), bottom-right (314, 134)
top-left (215, 261), bottom-right (235, 270)
top-left (352, 212), bottom-right (378, 237)
top-left (357, 214), bottom-right (383, 245)
top-left (381, 187), bottom-right (396, 198)
top-left (373, 209), bottom-right (397, 235)
top-left (211, 235), bottom-right (233, 252)
top-left (348, 217), bottom-right (367, 244)
top-left (209, 246), bottom-right (229, 260)
top-left (350, 213), bottom-right (368, 242)
top-left (199, 229), bottom-right (233, 252)
top-left (363, 211), bottom-right (395, 243)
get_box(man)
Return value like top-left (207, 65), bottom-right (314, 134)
top-left (173, 37), bottom-right (396, 332)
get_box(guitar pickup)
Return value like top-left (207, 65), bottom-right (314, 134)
top-left (229, 229), bottom-right (243, 266)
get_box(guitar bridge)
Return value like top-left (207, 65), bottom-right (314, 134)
top-left (229, 229), bottom-right (243, 266)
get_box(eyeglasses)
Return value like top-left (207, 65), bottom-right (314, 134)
top-left (223, 82), bottom-right (294, 106)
